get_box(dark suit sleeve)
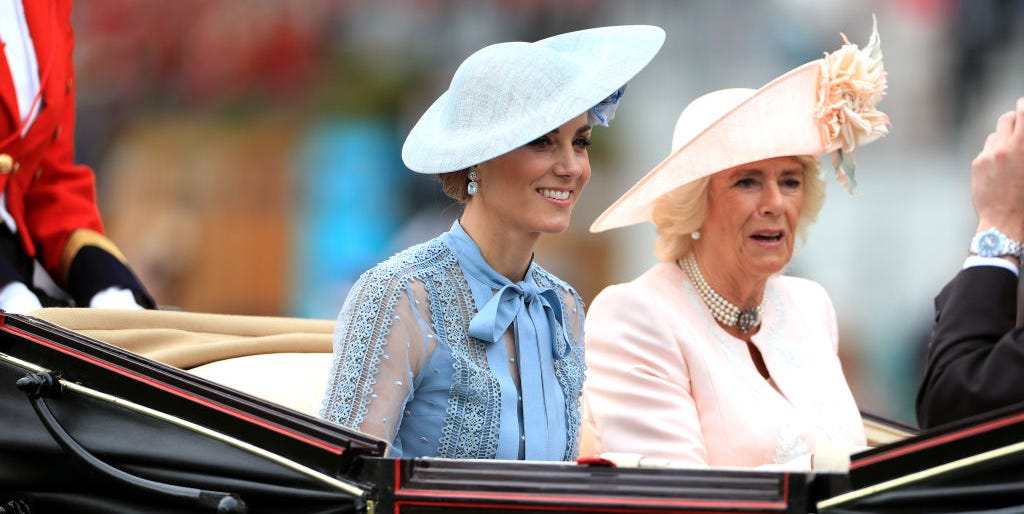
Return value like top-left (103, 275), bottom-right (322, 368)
top-left (916, 266), bottom-right (1024, 429)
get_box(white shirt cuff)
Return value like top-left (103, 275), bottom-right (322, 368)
top-left (963, 255), bottom-right (1020, 276)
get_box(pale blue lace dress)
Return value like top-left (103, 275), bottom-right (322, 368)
top-left (320, 221), bottom-right (586, 460)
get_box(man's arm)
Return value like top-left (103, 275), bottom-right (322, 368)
top-left (917, 266), bottom-right (1024, 428)
top-left (917, 97), bottom-right (1024, 429)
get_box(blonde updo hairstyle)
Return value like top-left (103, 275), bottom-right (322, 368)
top-left (651, 155), bottom-right (826, 262)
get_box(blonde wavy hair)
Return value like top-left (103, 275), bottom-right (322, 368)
top-left (651, 156), bottom-right (826, 262)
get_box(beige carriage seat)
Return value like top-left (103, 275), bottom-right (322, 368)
top-left (861, 414), bottom-right (917, 447)
top-left (28, 308), bottom-right (336, 417)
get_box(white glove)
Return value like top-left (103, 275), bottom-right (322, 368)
top-left (89, 287), bottom-right (144, 310)
top-left (0, 281), bottom-right (43, 314)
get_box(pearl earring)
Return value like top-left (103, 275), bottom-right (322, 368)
top-left (691, 231), bottom-right (701, 240)
top-left (467, 169), bottom-right (479, 196)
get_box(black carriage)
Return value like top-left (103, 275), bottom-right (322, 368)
top-left (0, 311), bottom-right (1017, 513)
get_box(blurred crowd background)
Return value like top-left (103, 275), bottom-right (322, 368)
top-left (70, 0), bottom-right (1023, 426)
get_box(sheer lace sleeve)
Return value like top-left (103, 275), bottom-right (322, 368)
top-left (320, 268), bottom-right (433, 445)
top-left (563, 286), bottom-right (586, 458)
top-left (560, 287), bottom-right (586, 357)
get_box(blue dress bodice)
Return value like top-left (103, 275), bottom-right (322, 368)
top-left (320, 222), bottom-right (585, 460)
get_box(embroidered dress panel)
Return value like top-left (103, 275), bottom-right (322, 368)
top-left (321, 222), bottom-right (585, 460)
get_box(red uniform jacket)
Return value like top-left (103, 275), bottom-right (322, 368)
top-left (0, 0), bottom-right (152, 307)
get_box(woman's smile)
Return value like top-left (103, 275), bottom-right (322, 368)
top-left (537, 188), bottom-right (572, 203)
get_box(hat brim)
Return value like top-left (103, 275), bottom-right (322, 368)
top-left (402, 25), bottom-right (665, 174)
top-left (589, 62), bottom-right (826, 233)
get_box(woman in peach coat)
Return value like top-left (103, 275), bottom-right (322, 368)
top-left (582, 20), bottom-right (890, 469)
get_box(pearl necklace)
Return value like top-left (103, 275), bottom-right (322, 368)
top-left (678, 253), bottom-right (764, 333)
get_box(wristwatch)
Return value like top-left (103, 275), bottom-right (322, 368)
top-left (969, 227), bottom-right (1024, 260)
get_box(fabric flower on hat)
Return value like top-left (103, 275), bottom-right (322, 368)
top-left (815, 15), bottom-right (889, 193)
top-left (588, 86), bottom-right (627, 127)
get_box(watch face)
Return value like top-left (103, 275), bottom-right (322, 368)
top-left (978, 232), bottom-right (1003, 256)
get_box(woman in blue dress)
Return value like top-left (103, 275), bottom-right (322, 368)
top-left (320, 25), bottom-right (664, 460)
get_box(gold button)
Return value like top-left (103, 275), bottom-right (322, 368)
top-left (0, 154), bottom-right (12, 174)
top-left (54, 126), bottom-right (62, 140)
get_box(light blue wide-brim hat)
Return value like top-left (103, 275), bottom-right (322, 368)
top-left (401, 25), bottom-right (666, 174)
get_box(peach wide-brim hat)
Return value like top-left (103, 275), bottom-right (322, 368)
top-left (590, 18), bottom-right (889, 233)
top-left (402, 25), bottom-right (665, 174)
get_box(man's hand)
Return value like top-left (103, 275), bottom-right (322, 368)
top-left (973, 97), bottom-right (1024, 242)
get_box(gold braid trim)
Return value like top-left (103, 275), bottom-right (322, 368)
top-left (61, 228), bottom-right (129, 280)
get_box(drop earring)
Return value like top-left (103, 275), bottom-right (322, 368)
top-left (467, 169), bottom-right (479, 196)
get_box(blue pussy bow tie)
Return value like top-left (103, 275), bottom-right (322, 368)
top-left (469, 281), bottom-right (571, 358)
top-left (468, 280), bottom-right (571, 459)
